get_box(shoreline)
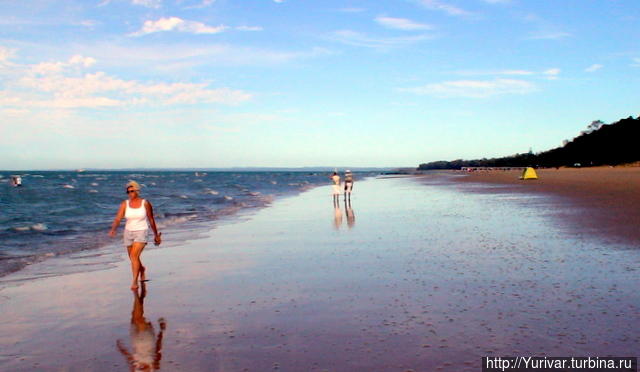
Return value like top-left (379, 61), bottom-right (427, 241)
top-left (0, 174), bottom-right (339, 282)
top-left (1, 176), bottom-right (638, 371)
top-left (418, 167), bottom-right (640, 246)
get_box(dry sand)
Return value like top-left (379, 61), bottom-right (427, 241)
top-left (443, 167), bottom-right (640, 245)
top-left (0, 176), bottom-right (638, 371)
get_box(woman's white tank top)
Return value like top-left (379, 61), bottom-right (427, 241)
top-left (125, 199), bottom-right (149, 231)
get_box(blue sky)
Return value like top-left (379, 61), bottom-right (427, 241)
top-left (0, 0), bottom-right (638, 169)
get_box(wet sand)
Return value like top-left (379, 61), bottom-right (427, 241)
top-left (436, 167), bottom-right (640, 245)
top-left (0, 176), bottom-right (639, 371)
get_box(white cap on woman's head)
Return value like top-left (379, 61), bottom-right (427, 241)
top-left (125, 180), bottom-right (141, 191)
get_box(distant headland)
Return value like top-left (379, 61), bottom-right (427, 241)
top-left (418, 116), bottom-right (640, 170)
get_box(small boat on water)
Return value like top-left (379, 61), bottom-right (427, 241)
top-left (10, 175), bottom-right (22, 187)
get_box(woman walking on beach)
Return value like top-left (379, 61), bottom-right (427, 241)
top-left (109, 181), bottom-right (162, 290)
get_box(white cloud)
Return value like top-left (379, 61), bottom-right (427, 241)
top-left (375, 16), bottom-right (433, 31)
top-left (69, 55), bottom-right (97, 68)
top-left (273, 0), bottom-right (284, 3)
top-left (329, 30), bottom-right (433, 49)
top-left (79, 20), bottom-right (98, 28)
top-left (416, 0), bottom-right (471, 17)
top-left (131, 17), bottom-right (227, 36)
top-left (236, 26), bottom-right (263, 32)
top-left (631, 58), bottom-right (640, 67)
top-left (2, 53), bottom-right (252, 110)
top-left (132, 0), bottom-right (162, 8)
top-left (0, 46), bottom-right (15, 63)
top-left (31, 55), bottom-right (96, 75)
top-left (2, 108), bottom-right (29, 116)
top-left (401, 78), bottom-right (536, 98)
top-left (585, 64), bottom-right (603, 72)
top-left (543, 68), bottom-right (560, 80)
top-left (482, 0), bottom-right (510, 3)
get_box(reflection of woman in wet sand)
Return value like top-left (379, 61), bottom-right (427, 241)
top-left (117, 283), bottom-right (166, 372)
top-left (333, 199), bottom-right (343, 229)
top-left (345, 199), bottom-right (356, 229)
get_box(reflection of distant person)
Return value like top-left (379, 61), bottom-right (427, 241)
top-left (330, 172), bottom-right (341, 202)
top-left (117, 284), bottom-right (166, 372)
top-left (344, 170), bottom-right (354, 201)
top-left (333, 201), bottom-right (343, 229)
top-left (345, 199), bottom-right (355, 229)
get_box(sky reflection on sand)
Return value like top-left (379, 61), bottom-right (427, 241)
top-left (0, 177), bottom-right (638, 371)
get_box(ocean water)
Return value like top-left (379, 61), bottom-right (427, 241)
top-left (0, 171), bottom-right (372, 277)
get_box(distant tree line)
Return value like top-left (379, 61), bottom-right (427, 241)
top-left (418, 116), bottom-right (640, 170)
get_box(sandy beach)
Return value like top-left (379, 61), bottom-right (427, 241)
top-left (1, 176), bottom-right (639, 371)
top-left (438, 167), bottom-right (640, 245)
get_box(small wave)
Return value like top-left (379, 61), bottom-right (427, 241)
top-left (270, 180), bottom-right (278, 184)
top-left (157, 214), bottom-right (198, 228)
top-left (90, 182), bottom-right (99, 186)
top-left (249, 191), bottom-right (261, 196)
top-left (63, 184), bottom-right (75, 189)
top-left (179, 195), bottom-right (188, 199)
top-left (88, 189), bottom-right (98, 193)
top-left (32, 223), bottom-right (48, 231)
top-left (204, 190), bottom-right (219, 195)
top-left (12, 223), bottom-right (48, 232)
top-left (224, 196), bottom-right (233, 201)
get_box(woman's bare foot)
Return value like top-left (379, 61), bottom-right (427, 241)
top-left (131, 283), bottom-right (139, 290)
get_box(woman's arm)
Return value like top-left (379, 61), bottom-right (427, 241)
top-left (145, 201), bottom-right (162, 245)
top-left (109, 201), bottom-right (126, 237)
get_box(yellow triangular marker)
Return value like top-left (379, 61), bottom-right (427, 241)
top-left (520, 167), bottom-right (538, 180)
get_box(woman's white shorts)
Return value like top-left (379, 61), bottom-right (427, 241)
top-left (124, 229), bottom-right (148, 247)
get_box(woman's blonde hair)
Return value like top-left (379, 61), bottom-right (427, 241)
top-left (125, 180), bottom-right (141, 191)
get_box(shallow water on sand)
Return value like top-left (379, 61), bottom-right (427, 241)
top-left (0, 171), bottom-right (373, 277)
top-left (0, 176), bottom-right (638, 371)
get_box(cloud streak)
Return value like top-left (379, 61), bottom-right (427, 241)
top-left (415, 0), bottom-right (472, 17)
top-left (132, 0), bottom-right (162, 8)
top-left (585, 64), bottom-right (602, 72)
top-left (375, 16), bottom-right (432, 31)
top-left (328, 30), bottom-right (433, 49)
top-left (400, 78), bottom-right (537, 98)
top-left (131, 17), bottom-right (227, 36)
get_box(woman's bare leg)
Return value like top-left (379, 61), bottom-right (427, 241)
top-left (129, 242), bottom-right (147, 290)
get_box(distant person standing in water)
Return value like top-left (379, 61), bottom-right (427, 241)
top-left (330, 171), bottom-right (341, 203)
top-left (344, 170), bottom-right (354, 201)
top-left (110, 181), bottom-right (162, 290)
